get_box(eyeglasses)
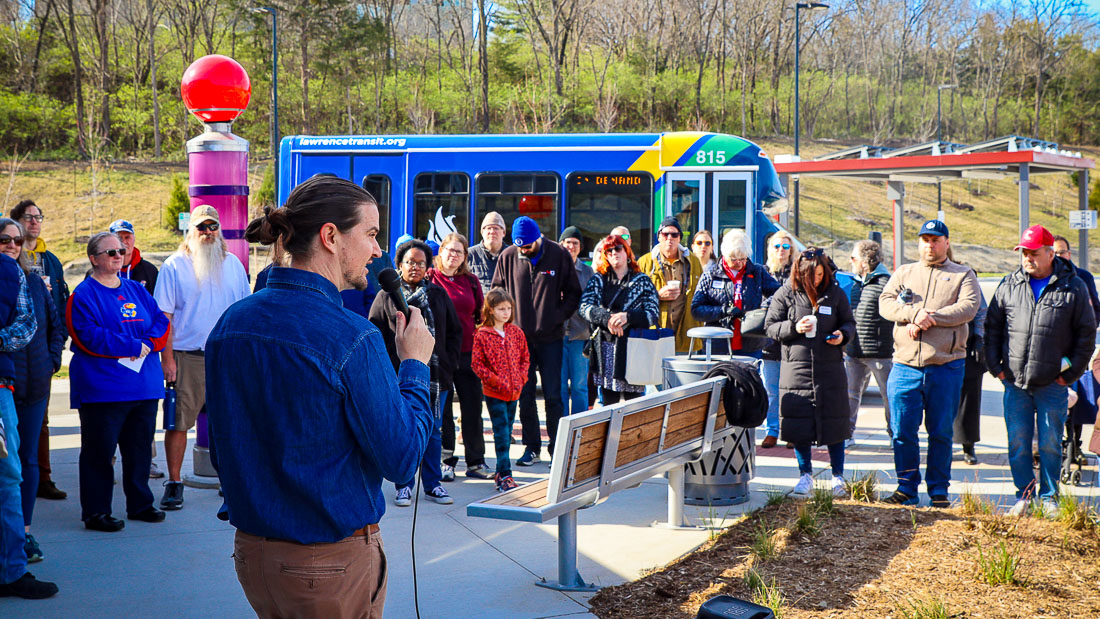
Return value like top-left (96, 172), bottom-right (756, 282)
top-left (605, 245), bottom-right (626, 255)
top-left (0, 235), bottom-right (24, 246)
top-left (694, 240), bottom-right (712, 247)
top-left (195, 222), bottom-right (220, 232)
top-left (1054, 249), bottom-right (1070, 256)
top-left (773, 243), bottom-right (791, 250)
top-left (402, 261), bottom-right (427, 269)
top-left (96, 248), bottom-right (127, 257)
top-left (801, 248), bottom-right (825, 260)
top-left (21, 214), bottom-right (44, 223)
top-left (727, 257), bottom-right (748, 265)
top-left (441, 246), bottom-right (465, 255)
top-left (659, 231), bottom-right (681, 239)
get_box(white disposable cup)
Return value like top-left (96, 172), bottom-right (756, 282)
top-left (668, 280), bottom-right (681, 291)
top-left (805, 315), bottom-right (818, 338)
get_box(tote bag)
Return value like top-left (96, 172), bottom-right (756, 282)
top-left (625, 328), bottom-right (676, 385)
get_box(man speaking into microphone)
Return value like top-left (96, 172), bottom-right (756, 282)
top-left (205, 175), bottom-right (435, 618)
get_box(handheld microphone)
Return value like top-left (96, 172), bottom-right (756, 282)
top-left (378, 268), bottom-right (411, 319)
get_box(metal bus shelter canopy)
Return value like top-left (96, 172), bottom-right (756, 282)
top-left (773, 136), bottom-right (1096, 269)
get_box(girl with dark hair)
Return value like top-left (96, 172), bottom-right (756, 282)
top-left (764, 247), bottom-right (856, 497)
top-left (579, 235), bottom-right (660, 403)
top-left (471, 288), bottom-right (530, 491)
top-left (370, 240), bottom-right (462, 506)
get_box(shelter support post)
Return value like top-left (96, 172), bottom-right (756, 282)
top-left (1019, 163), bottom-right (1030, 237)
top-left (1080, 169), bottom-right (1090, 272)
top-left (778, 173), bottom-right (790, 228)
top-left (888, 181), bottom-right (905, 269)
top-left (535, 511), bottom-right (599, 592)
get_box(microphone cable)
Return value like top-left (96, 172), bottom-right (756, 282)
top-left (411, 468), bottom-right (422, 619)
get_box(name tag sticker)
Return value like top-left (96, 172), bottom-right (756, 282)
top-left (712, 282), bottom-right (725, 290)
top-left (819, 306), bottom-right (832, 315)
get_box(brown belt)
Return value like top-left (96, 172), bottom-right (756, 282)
top-left (353, 523), bottom-right (380, 537)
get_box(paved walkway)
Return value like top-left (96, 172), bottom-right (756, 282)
top-left (3, 371), bottom-right (1098, 617)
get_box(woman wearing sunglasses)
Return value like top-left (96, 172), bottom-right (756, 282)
top-left (579, 235), bottom-right (659, 403)
top-left (759, 231), bottom-right (796, 448)
top-left (764, 247), bottom-right (856, 497)
top-left (67, 232), bottom-right (171, 532)
top-left (690, 229), bottom-right (780, 356)
top-left (690, 230), bottom-right (716, 266)
top-left (0, 218), bottom-right (64, 563)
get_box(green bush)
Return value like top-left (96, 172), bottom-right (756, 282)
top-left (162, 173), bottom-right (189, 233)
top-left (253, 163), bottom-right (276, 212)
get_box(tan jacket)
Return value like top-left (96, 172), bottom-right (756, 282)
top-left (878, 258), bottom-right (980, 367)
top-left (637, 246), bottom-right (703, 353)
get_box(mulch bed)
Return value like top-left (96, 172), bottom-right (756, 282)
top-left (589, 498), bottom-right (1100, 618)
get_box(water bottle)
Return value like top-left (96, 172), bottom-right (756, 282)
top-left (163, 382), bottom-right (177, 431)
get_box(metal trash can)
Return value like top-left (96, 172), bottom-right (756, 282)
top-left (662, 327), bottom-right (759, 506)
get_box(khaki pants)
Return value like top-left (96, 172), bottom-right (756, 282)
top-left (233, 528), bottom-right (387, 619)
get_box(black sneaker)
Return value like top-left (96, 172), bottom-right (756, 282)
top-left (963, 444), bottom-right (978, 465)
top-left (881, 490), bottom-right (919, 506)
top-left (160, 481), bottom-right (184, 511)
top-left (0, 572), bottom-right (59, 599)
top-left (930, 495), bottom-right (951, 508)
top-left (515, 449), bottom-right (541, 467)
top-left (128, 506), bottom-right (167, 522)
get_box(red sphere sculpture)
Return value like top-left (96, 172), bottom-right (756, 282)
top-left (181, 55), bottom-right (251, 123)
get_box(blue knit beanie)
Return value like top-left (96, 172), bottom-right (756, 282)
top-left (511, 216), bottom-right (541, 246)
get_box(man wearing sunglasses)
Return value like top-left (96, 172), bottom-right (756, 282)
top-left (152, 205), bottom-right (250, 510)
top-left (10, 200), bottom-right (70, 503)
top-left (878, 220), bottom-right (980, 508)
top-left (637, 217), bottom-right (703, 353)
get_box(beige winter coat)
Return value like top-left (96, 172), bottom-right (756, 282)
top-left (878, 258), bottom-right (980, 367)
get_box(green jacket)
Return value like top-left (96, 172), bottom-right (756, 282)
top-left (637, 246), bottom-right (703, 353)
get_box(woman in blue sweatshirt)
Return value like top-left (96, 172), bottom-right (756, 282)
top-left (67, 232), bottom-right (170, 532)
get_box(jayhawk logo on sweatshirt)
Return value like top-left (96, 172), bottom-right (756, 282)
top-left (121, 302), bottom-right (137, 319)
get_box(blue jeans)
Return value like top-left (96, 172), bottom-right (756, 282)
top-left (1002, 381), bottom-right (1068, 500)
top-left (486, 396), bottom-right (518, 476)
top-left (398, 390), bottom-right (445, 493)
top-left (17, 397), bottom-right (48, 526)
top-left (762, 360), bottom-right (780, 438)
top-left (561, 339), bottom-right (589, 417)
top-left (794, 442), bottom-right (846, 477)
top-left (887, 360), bottom-right (965, 497)
top-left (0, 389), bottom-right (27, 585)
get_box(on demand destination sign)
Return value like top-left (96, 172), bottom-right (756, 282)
top-left (1069, 210), bottom-right (1097, 230)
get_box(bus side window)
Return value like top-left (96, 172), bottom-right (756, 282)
top-left (475, 173), bottom-right (559, 244)
top-left (414, 172), bottom-right (470, 244)
top-left (362, 174), bottom-right (391, 252)
top-left (565, 172), bottom-right (653, 259)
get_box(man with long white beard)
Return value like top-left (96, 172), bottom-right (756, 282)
top-left (152, 205), bottom-right (250, 510)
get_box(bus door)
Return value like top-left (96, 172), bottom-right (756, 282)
top-left (711, 172), bottom-right (753, 250)
top-left (665, 172), bottom-right (706, 247)
top-left (352, 154), bottom-right (406, 255)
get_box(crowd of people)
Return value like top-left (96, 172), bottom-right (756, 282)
top-left (1, 183), bottom-right (1099, 609)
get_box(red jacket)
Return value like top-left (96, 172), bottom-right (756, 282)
top-left (472, 323), bottom-right (530, 401)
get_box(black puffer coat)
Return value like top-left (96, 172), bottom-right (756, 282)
top-left (984, 257), bottom-right (1097, 390)
top-left (846, 263), bottom-right (894, 359)
top-left (764, 282), bottom-right (856, 446)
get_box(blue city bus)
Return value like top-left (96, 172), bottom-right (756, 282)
top-left (277, 132), bottom-right (787, 261)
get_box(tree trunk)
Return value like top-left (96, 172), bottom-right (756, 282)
top-left (478, 0), bottom-right (490, 132)
top-left (63, 0), bottom-right (88, 157)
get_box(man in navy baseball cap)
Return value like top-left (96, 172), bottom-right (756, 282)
top-left (918, 219), bottom-right (949, 238)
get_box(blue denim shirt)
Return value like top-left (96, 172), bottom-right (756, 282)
top-left (206, 266), bottom-right (432, 544)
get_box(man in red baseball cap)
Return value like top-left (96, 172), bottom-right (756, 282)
top-left (986, 223), bottom-right (1097, 517)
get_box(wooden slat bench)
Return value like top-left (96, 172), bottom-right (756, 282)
top-left (467, 376), bottom-right (731, 591)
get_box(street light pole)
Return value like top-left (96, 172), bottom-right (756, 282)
top-left (936, 84), bottom-right (956, 217)
top-left (793, 2), bottom-right (829, 237)
top-left (251, 6), bottom-right (279, 194)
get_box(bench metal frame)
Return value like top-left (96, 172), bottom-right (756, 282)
top-left (467, 377), bottom-right (731, 592)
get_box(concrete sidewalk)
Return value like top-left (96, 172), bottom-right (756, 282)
top-left (3, 373), bottom-right (1098, 618)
